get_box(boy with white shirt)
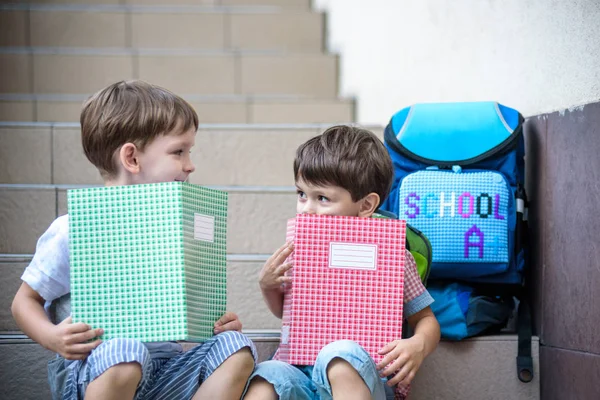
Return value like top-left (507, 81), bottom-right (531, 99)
top-left (11, 80), bottom-right (256, 400)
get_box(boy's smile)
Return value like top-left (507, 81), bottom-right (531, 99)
top-left (295, 177), bottom-right (364, 217)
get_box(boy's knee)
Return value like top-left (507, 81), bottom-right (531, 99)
top-left (212, 331), bottom-right (256, 358)
top-left (244, 377), bottom-right (278, 400)
top-left (313, 340), bottom-right (374, 388)
top-left (95, 362), bottom-right (142, 387)
top-left (317, 340), bottom-right (366, 362)
top-left (326, 358), bottom-right (357, 383)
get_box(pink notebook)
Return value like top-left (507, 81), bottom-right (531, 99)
top-left (276, 214), bottom-right (406, 365)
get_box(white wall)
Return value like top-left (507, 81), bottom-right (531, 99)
top-left (313, 0), bottom-right (600, 124)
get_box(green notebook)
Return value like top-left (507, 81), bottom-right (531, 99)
top-left (68, 182), bottom-right (227, 342)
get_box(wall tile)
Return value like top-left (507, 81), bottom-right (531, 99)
top-left (542, 102), bottom-right (600, 353)
top-left (540, 346), bottom-right (600, 400)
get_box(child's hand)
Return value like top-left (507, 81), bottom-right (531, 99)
top-left (259, 242), bottom-right (294, 291)
top-left (49, 316), bottom-right (104, 360)
top-left (214, 311), bottom-right (243, 333)
top-left (376, 335), bottom-right (426, 387)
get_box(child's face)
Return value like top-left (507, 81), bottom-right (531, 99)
top-left (295, 177), bottom-right (363, 217)
top-left (134, 127), bottom-right (196, 184)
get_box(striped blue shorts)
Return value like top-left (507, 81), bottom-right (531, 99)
top-left (50, 331), bottom-right (256, 400)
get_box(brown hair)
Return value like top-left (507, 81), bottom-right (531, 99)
top-left (294, 125), bottom-right (393, 204)
top-left (81, 80), bottom-right (199, 178)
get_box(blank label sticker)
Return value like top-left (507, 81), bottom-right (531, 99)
top-left (194, 214), bottom-right (215, 242)
top-left (329, 243), bottom-right (377, 270)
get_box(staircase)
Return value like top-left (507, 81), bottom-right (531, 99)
top-left (0, 1), bottom-right (540, 399)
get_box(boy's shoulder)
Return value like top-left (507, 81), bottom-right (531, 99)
top-left (44, 214), bottom-right (70, 239)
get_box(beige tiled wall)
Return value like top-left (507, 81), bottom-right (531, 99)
top-left (0, 100), bottom-right (35, 121)
top-left (0, 188), bottom-right (57, 254)
top-left (33, 54), bottom-right (135, 94)
top-left (191, 127), bottom-right (321, 186)
top-left (249, 99), bottom-right (354, 123)
top-left (137, 55), bottom-right (237, 95)
top-left (30, 11), bottom-right (127, 48)
top-left (52, 126), bottom-right (103, 185)
top-left (230, 13), bottom-right (323, 52)
top-left (0, 126), bottom-right (52, 184)
top-left (130, 13), bottom-right (226, 49)
top-left (0, 10), bottom-right (27, 47)
top-left (0, 53), bottom-right (32, 93)
top-left (240, 54), bottom-right (338, 97)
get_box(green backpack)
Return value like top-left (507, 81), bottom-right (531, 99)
top-left (373, 211), bottom-right (431, 285)
top-left (406, 223), bottom-right (432, 285)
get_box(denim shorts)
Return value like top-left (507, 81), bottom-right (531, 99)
top-left (247, 340), bottom-right (395, 400)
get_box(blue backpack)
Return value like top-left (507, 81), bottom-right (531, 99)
top-left (380, 101), bottom-right (533, 382)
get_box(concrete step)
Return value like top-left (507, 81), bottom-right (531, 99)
top-left (0, 123), bottom-right (382, 186)
top-left (0, 184), bottom-right (300, 255)
top-left (0, 94), bottom-right (355, 124)
top-left (0, 48), bottom-right (339, 97)
top-left (0, 333), bottom-right (540, 400)
top-left (1, 4), bottom-right (324, 52)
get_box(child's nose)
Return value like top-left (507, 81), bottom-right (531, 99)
top-left (185, 159), bottom-right (195, 173)
top-left (301, 201), bottom-right (316, 215)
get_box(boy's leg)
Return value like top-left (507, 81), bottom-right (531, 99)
top-left (244, 360), bottom-right (317, 400)
top-left (142, 331), bottom-right (256, 400)
top-left (312, 340), bottom-right (392, 400)
top-left (62, 338), bottom-right (151, 400)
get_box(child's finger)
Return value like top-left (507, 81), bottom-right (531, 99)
top-left (214, 319), bottom-right (242, 333)
top-left (377, 341), bottom-right (395, 356)
top-left (68, 328), bottom-right (104, 344)
top-left (387, 364), bottom-right (413, 387)
top-left (214, 311), bottom-right (237, 327)
top-left (376, 353), bottom-right (395, 372)
top-left (277, 262), bottom-right (293, 275)
top-left (380, 359), bottom-right (400, 377)
top-left (269, 242), bottom-right (290, 263)
top-left (69, 339), bottom-right (103, 356)
top-left (66, 322), bottom-right (94, 334)
top-left (273, 242), bottom-right (294, 262)
top-left (278, 276), bottom-right (292, 285)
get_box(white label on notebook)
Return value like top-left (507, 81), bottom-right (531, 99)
top-left (194, 214), bottom-right (215, 242)
top-left (281, 326), bottom-right (290, 344)
top-left (329, 242), bottom-right (377, 270)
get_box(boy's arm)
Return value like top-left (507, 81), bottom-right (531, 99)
top-left (11, 282), bottom-right (103, 360)
top-left (259, 242), bottom-right (294, 319)
top-left (377, 305), bottom-right (440, 386)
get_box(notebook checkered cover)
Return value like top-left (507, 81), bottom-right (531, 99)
top-left (278, 214), bottom-right (406, 365)
top-left (69, 182), bottom-right (227, 342)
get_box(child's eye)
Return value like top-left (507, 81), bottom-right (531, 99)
top-left (296, 190), bottom-right (306, 199)
top-left (173, 150), bottom-right (184, 156)
top-left (318, 195), bottom-right (330, 203)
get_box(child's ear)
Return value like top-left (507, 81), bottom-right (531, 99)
top-left (118, 143), bottom-right (141, 174)
top-left (358, 192), bottom-right (380, 218)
